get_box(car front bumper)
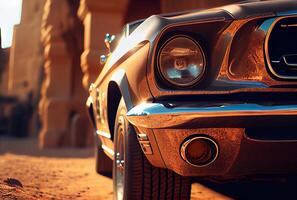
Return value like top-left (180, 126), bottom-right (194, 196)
top-left (126, 102), bottom-right (297, 177)
top-left (126, 102), bottom-right (297, 129)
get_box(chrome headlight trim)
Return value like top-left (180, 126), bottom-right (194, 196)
top-left (180, 136), bottom-right (219, 168)
top-left (157, 35), bottom-right (206, 88)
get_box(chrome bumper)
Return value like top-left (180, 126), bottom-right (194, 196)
top-left (126, 103), bottom-right (297, 128)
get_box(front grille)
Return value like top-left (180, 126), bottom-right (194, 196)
top-left (266, 16), bottom-right (297, 79)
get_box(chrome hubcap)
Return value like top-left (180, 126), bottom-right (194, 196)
top-left (116, 153), bottom-right (125, 173)
top-left (115, 118), bottom-right (125, 200)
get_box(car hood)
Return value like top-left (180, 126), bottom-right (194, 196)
top-left (97, 0), bottom-right (297, 83)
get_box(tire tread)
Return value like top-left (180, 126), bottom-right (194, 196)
top-left (114, 99), bottom-right (191, 200)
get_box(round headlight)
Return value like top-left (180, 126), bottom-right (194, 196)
top-left (157, 36), bottom-right (206, 87)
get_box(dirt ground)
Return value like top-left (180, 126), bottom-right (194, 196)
top-left (0, 137), bottom-right (296, 200)
top-left (0, 137), bottom-right (113, 200)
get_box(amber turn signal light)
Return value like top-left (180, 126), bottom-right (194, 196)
top-left (180, 136), bottom-right (218, 167)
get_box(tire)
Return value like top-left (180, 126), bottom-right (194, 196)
top-left (113, 98), bottom-right (191, 200)
top-left (95, 131), bottom-right (112, 175)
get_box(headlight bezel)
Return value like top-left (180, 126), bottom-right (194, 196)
top-left (156, 34), bottom-right (207, 88)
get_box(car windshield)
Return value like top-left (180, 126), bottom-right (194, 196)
top-left (110, 21), bottom-right (143, 53)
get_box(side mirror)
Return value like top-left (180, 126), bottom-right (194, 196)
top-left (104, 33), bottom-right (116, 54)
top-left (100, 33), bottom-right (116, 66)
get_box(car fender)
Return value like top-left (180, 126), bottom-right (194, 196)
top-left (109, 69), bottom-right (133, 110)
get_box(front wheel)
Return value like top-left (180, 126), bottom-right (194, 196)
top-left (113, 98), bottom-right (191, 200)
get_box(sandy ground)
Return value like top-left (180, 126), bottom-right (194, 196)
top-left (0, 137), bottom-right (296, 200)
top-left (0, 137), bottom-right (113, 200)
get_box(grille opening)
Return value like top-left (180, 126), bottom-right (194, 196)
top-left (267, 17), bottom-right (297, 79)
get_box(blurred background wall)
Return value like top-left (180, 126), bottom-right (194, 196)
top-left (0, 0), bottom-right (242, 148)
top-left (9, 0), bottom-right (45, 136)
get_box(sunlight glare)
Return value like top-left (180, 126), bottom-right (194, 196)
top-left (0, 0), bottom-right (22, 48)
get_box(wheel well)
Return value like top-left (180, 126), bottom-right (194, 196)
top-left (107, 81), bottom-right (122, 141)
top-left (88, 103), bottom-right (96, 129)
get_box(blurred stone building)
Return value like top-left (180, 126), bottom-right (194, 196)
top-left (0, 30), bottom-right (11, 134)
top-left (1, 0), bottom-right (241, 147)
top-left (0, 33), bottom-right (9, 96)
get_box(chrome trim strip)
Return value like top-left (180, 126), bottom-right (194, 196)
top-left (126, 103), bottom-right (297, 129)
top-left (283, 54), bottom-right (297, 67)
top-left (102, 144), bottom-right (114, 156)
top-left (271, 54), bottom-right (297, 67)
top-left (96, 130), bottom-right (111, 139)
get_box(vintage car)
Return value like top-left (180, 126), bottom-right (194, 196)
top-left (86, 0), bottom-right (297, 199)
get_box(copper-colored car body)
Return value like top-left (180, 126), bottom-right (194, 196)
top-left (87, 0), bottom-right (297, 178)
